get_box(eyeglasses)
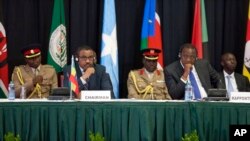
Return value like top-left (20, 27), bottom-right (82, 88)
top-left (79, 56), bottom-right (95, 61)
top-left (181, 54), bottom-right (196, 60)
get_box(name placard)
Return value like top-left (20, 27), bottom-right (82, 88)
top-left (81, 90), bottom-right (111, 101)
top-left (230, 92), bottom-right (250, 103)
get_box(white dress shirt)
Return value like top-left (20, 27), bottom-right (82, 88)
top-left (223, 71), bottom-right (238, 92)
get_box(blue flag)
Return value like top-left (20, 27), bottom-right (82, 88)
top-left (100, 0), bottom-right (119, 98)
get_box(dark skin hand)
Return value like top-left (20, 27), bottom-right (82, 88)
top-left (33, 75), bottom-right (43, 85)
top-left (179, 47), bottom-right (197, 81)
top-left (77, 49), bottom-right (96, 80)
top-left (182, 64), bottom-right (193, 81)
top-left (25, 55), bottom-right (43, 85)
top-left (82, 67), bottom-right (95, 80)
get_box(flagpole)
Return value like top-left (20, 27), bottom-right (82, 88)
top-left (69, 55), bottom-right (74, 100)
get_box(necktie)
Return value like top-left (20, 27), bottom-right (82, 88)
top-left (35, 69), bottom-right (39, 76)
top-left (84, 81), bottom-right (89, 90)
top-left (189, 71), bottom-right (201, 99)
top-left (82, 71), bottom-right (89, 90)
top-left (226, 75), bottom-right (234, 96)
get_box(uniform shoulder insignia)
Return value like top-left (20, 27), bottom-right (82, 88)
top-left (131, 69), bottom-right (143, 75)
top-left (139, 69), bottom-right (144, 75)
top-left (156, 70), bottom-right (161, 75)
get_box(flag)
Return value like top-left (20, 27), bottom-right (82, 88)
top-left (191, 0), bottom-right (209, 59)
top-left (0, 1), bottom-right (8, 98)
top-left (47, 0), bottom-right (67, 72)
top-left (141, 0), bottom-right (163, 69)
top-left (243, 1), bottom-right (250, 81)
top-left (100, 0), bottom-right (119, 98)
top-left (69, 56), bottom-right (79, 95)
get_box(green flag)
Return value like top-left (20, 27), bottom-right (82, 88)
top-left (47, 0), bottom-right (67, 72)
top-left (192, 0), bottom-right (209, 60)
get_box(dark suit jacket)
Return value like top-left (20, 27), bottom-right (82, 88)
top-left (164, 59), bottom-right (223, 99)
top-left (219, 72), bottom-right (250, 92)
top-left (63, 64), bottom-right (114, 98)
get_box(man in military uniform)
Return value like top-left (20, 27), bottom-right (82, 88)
top-left (12, 43), bottom-right (58, 98)
top-left (127, 48), bottom-right (171, 100)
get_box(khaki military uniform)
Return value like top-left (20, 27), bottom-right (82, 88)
top-left (12, 64), bottom-right (58, 98)
top-left (127, 68), bottom-right (171, 100)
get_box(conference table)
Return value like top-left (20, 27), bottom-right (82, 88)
top-left (0, 99), bottom-right (249, 141)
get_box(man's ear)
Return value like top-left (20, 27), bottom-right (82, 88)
top-left (220, 61), bottom-right (224, 66)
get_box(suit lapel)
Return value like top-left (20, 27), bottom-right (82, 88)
top-left (221, 73), bottom-right (226, 86)
top-left (152, 70), bottom-right (162, 82)
top-left (176, 62), bottom-right (184, 78)
top-left (234, 74), bottom-right (241, 91)
top-left (75, 64), bottom-right (83, 79)
top-left (194, 62), bottom-right (205, 85)
top-left (39, 65), bottom-right (45, 76)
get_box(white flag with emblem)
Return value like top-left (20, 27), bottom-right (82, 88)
top-left (47, 0), bottom-right (67, 72)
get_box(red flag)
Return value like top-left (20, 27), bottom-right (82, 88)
top-left (0, 21), bottom-right (8, 98)
top-left (192, 0), bottom-right (203, 59)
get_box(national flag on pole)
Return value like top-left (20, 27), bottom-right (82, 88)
top-left (69, 56), bottom-right (79, 95)
top-left (100, 0), bottom-right (119, 98)
top-left (243, 1), bottom-right (250, 81)
top-left (141, 0), bottom-right (163, 69)
top-left (191, 0), bottom-right (209, 60)
top-left (47, 0), bottom-right (67, 72)
top-left (0, 1), bottom-right (8, 98)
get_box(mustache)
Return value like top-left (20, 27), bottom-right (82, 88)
top-left (84, 63), bottom-right (94, 68)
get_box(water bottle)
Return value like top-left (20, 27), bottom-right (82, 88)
top-left (20, 86), bottom-right (26, 99)
top-left (8, 81), bottom-right (15, 100)
top-left (184, 81), bottom-right (193, 101)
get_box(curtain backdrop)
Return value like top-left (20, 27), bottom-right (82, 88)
top-left (1, 0), bottom-right (248, 98)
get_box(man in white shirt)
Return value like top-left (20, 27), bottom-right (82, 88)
top-left (220, 52), bottom-right (250, 94)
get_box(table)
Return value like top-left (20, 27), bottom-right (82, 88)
top-left (0, 100), bottom-right (250, 141)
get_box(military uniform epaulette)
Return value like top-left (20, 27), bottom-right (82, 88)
top-left (137, 69), bottom-right (144, 75)
top-left (15, 65), bottom-right (28, 70)
top-left (156, 70), bottom-right (161, 75)
top-left (17, 65), bottom-right (26, 68)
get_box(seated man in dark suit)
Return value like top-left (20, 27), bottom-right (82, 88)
top-left (63, 45), bottom-right (114, 98)
top-left (220, 52), bottom-right (250, 94)
top-left (164, 43), bottom-right (222, 99)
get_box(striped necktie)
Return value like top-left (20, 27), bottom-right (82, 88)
top-left (82, 71), bottom-right (89, 90)
top-left (189, 71), bottom-right (201, 99)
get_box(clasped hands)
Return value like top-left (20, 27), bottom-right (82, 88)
top-left (33, 75), bottom-right (43, 86)
top-left (81, 67), bottom-right (95, 80)
top-left (181, 64), bottom-right (193, 81)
